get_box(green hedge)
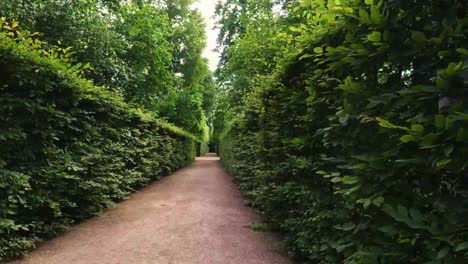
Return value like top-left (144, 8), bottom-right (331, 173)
top-left (220, 1), bottom-right (467, 263)
top-left (0, 23), bottom-right (198, 260)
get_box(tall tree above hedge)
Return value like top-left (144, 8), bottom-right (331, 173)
top-left (0, 0), bottom-right (216, 138)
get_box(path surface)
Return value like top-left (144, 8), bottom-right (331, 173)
top-left (9, 153), bottom-right (291, 264)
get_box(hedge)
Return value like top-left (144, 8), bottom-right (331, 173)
top-left (220, 1), bottom-right (467, 263)
top-left (0, 22), bottom-right (200, 260)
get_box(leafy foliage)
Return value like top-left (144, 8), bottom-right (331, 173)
top-left (0, 20), bottom-right (200, 261)
top-left (0, 0), bottom-right (216, 138)
top-left (217, 0), bottom-right (468, 263)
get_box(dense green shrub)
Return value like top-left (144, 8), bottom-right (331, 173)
top-left (0, 21), bottom-right (199, 260)
top-left (220, 0), bottom-right (467, 263)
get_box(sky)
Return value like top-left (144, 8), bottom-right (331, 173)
top-left (192, 0), bottom-right (223, 71)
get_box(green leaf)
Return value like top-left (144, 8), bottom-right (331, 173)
top-left (376, 117), bottom-right (409, 131)
top-left (342, 176), bottom-right (359, 185)
top-left (437, 247), bottom-right (450, 259)
top-left (370, 5), bottom-right (382, 24)
top-left (456, 48), bottom-right (468, 55)
top-left (300, 0), bottom-right (313, 7)
top-left (455, 242), bottom-right (468, 252)
top-left (444, 62), bottom-right (462, 77)
top-left (410, 124), bottom-right (424, 133)
top-left (411, 31), bottom-right (427, 43)
top-left (383, 204), bottom-right (426, 229)
top-left (436, 159), bottom-right (451, 167)
top-left (289, 26), bottom-right (301, 32)
top-left (456, 112), bottom-right (468, 121)
top-left (367, 31), bottom-right (381, 42)
top-left (339, 76), bottom-right (360, 93)
top-left (335, 185), bottom-right (361, 195)
top-left (359, 9), bottom-right (369, 23)
top-left (443, 144), bottom-right (454, 157)
top-left (396, 205), bottom-right (408, 220)
top-left (313, 47), bottom-right (323, 54)
top-left (409, 208), bottom-right (424, 224)
top-left (400, 135), bottom-right (415, 143)
top-left (357, 198), bottom-right (372, 208)
top-left (379, 225), bottom-right (398, 235)
top-left (331, 177), bottom-right (343, 183)
top-left (299, 54), bottom-right (313, 60)
top-left (372, 196), bottom-right (384, 206)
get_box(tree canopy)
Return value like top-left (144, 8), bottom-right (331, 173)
top-left (0, 0), bottom-right (216, 137)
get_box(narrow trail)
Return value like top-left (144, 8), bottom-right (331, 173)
top-left (9, 154), bottom-right (291, 264)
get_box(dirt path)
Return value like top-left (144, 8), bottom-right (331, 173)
top-left (9, 153), bottom-right (291, 264)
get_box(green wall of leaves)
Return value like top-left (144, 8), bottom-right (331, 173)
top-left (218, 0), bottom-right (467, 263)
top-left (0, 21), bottom-right (199, 260)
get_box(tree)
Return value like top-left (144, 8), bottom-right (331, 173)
top-left (1, 0), bottom-right (217, 138)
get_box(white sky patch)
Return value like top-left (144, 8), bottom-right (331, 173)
top-left (193, 0), bottom-right (224, 71)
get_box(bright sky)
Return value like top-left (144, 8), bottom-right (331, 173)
top-left (193, 0), bottom-right (223, 71)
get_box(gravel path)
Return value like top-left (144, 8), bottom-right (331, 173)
top-left (9, 153), bottom-right (291, 264)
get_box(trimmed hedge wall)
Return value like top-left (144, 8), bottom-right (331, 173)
top-left (220, 1), bottom-right (467, 263)
top-left (0, 24), bottom-right (198, 260)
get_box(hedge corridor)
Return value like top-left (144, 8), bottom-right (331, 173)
top-left (0, 21), bottom-right (201, 260)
